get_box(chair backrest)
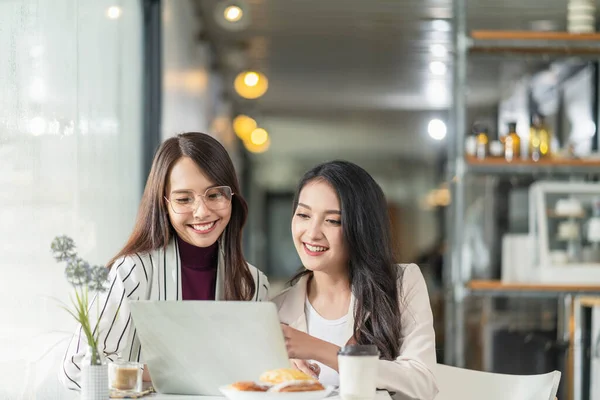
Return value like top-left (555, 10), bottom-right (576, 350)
top-left (434, 363), bottom-right (561, 400)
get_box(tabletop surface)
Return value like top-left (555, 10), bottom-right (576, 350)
top-left (146, 390), bottom-right (392, 400)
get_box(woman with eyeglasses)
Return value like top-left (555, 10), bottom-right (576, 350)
top-left (60, 132), bottom-right (269, 390)
top-left (272, 160), bottom-right (438, 400)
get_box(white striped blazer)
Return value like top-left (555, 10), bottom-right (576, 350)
top-left (59, 237), bottom-right (269, 390)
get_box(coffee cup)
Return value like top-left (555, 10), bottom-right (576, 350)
top-left (338, 344), bottom-right (379, 400)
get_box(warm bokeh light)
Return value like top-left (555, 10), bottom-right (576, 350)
top-left (250, 128), bottom-right (268, 145)
top-left (233, 115), bottom-right (257, 140)
top-left (234, 71), bottom-right (268, 99)
top-left (243, 72), bottom-right (259, 87)
top-left (421, 185), bottom-right (451, 210)
top-left (224, 5), bottom-right (243, 22)
top-left (243, 136), bottom-right (270, 153)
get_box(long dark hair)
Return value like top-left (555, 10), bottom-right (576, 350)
top-left (108, 132), bottom-right (255, 300)
top-left (292, 160), bottom-right (402, 360)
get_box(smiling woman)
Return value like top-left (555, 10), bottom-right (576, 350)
top-left (60, 132), bottom-right (270, 391)
top-left (272, 160), bottom-right (439, 400)
top-left (165, 157), bottom-right (233, 248)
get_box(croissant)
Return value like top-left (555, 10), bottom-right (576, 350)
top-left (229, 381), bottom-right (269, 392)
top-left (259, 368), bottom-right (316, 385)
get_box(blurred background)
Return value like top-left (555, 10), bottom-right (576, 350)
top-left (3, 0), bottom-right (600, 399)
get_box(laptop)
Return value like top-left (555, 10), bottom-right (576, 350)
top-left (128, 300), bottom-right (290, 395)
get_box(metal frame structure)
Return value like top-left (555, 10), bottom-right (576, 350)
top-left (142, 0), bottom-right (163, 178)
top-left (445, 0), bottom-right (468, 368)
top-left (446, 0), bottom-right (600, 369)
top-left (573, 297), bottom-right (600, 400)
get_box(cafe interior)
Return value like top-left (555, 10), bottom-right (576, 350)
top-left (2, 0), bottom-right (600, 399)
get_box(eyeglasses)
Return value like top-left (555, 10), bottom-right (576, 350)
top-left (165, 186), bottom-right (234, 214)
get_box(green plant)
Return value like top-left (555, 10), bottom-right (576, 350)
top-left (51, 235), bottom-right (109, 363)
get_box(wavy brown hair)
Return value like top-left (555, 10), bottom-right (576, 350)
top-left (291, 160), bottom-right (403, 360)
top-left (108, 132), bottom-right (255, 300)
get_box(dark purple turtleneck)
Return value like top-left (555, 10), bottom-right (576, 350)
top-left (177, 236), bottom-right (219, 300)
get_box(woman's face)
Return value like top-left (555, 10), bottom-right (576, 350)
top-left (291, 180), bottom-right (348, 274)
top-left (165, 157), bottom-right (232, 247)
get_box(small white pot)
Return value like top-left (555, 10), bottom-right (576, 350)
top-left (81, 363), bottom-right (109, 400)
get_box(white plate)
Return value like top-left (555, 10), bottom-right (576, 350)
top-left (219, 385), bottom-right (336, 400)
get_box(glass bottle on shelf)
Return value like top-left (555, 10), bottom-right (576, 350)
top-left (504, 121), bottom-right (521, 162)
top-left (465, 126), bottom-right (477, 157)
top-left (529, 114), bottom-right (552, 161)
top-left (529, 114), bottom-right (540, 161)
top-left (475, 125), bottom-right (489, 160)
top-left (537, 115), bottom-right (552, 158)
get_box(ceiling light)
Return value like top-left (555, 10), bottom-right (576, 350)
top-left (233, 115), bottom-right (257, 140)
top-left (214, 1), bottom-right (250, 31)
top-left (430, 44), bottom-right (447, 57)
top-left (234, 71), bottom-right (268, 99)
top-left (250, 128), bottom-right (268, 146)
top-left (429, 61), bottom-right (447, 76)
top-left (432, 19), bottom-right (452, 32)
top-left (224, 5), bottom-right (243, 22)
top-left (243, 72), bottom-right (260, 87)
top-left (428, 119), bottom-right (447, 141)
top-left (106, 6), bottom-right (121, 19)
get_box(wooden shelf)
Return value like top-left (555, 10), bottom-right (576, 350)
top-left (468, 280), bottom-right (600, 293)
top-left (469, 30), bottom-right (600, 55)
top-left (578, 296), bottom-right (600, 307)
top-left (464, 155), bottom-right (600, 175)
top-left (471, 30), bottom-right (600, 41)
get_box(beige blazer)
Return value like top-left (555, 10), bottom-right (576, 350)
top-left (272, 264), bottom-right (438, 400)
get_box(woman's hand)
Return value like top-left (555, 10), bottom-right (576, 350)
top-left (281, 324), bottom-right (319, 360)
top-left (290, 359), bottom-right (320, 379)
top-left (281, 324), bottom-right (340, 371)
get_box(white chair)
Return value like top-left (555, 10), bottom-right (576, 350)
top-left (434, 363), bottom-right (561, 400)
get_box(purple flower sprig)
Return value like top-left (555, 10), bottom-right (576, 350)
top-left (51, 236), bottom-right (109, 293)
top-left (50, 235), bottom-right (76, 262)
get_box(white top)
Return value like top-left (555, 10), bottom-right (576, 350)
top-left (304, 298), bottom-right (349, 386)
top-left (272, 264), bottom-right (439, 400)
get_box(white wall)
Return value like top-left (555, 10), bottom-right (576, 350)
top-left (162, 0), bottom-right (217, 139)
top-left (0, 0), bottom-right (143, 397)
top-left (161, 0), bottom-right (241, 166)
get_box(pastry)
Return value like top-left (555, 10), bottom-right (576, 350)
top-left (229, 381), bottom-right (269, 392)
top-left (269, 380), bottom-right (325, 393)
top-left (259, 368), bottom-right (315, 384)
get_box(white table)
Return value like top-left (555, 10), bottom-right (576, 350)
top-left (147, 390), bottom-right (393, 400)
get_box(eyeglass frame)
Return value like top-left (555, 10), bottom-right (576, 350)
top-left (164, 185), bottom-right (235, 214)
